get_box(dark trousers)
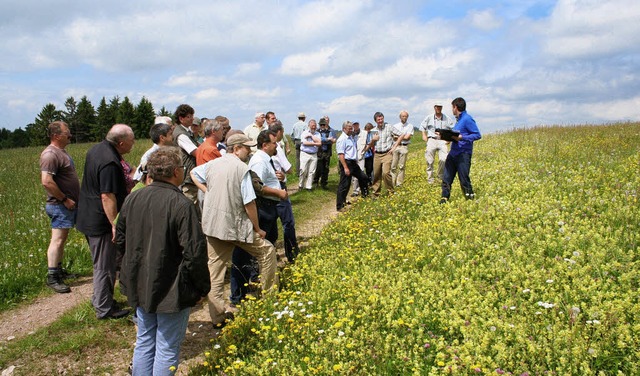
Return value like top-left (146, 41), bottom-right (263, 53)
top-left (87, 233), bottom-right (117, 318)
top-left (230, 200), bottom-right (278, 304)
top-left (314, 152), bottom-right (331, 187)
top-left (364, 156), bottom-right (374, 183)
top-left (277, 182), bottom-right (300, 262)
top-left (294, 140), bottom-right (301, 175)
top-left (337, 160), bottom-right (369, 210)
top-left (441, 152), bottom-right (475, 200)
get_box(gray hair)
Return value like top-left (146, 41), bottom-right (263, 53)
top-left (147, 147), bottom-right (182, 181)
top-left (203, 119), bottom-right (222, 137)
top-left (105, 124), bottom-right (133, 144)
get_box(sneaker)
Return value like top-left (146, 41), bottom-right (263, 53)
top-left (46, 273), bottom-right (71, 294)
top-left (439, 198), bottom-right (448, 205)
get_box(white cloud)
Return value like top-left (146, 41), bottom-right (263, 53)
top-left (468, 9), bottom-right (503, 31)
top-left (279, 47), bottom-right (337, 76)
top-left (542, 0), bottom-right (640, 59)
top-left (166, 72), bottom-right (226, 88)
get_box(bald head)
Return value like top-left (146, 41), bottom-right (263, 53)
top-left (106, 124), bottom-right (135, 154)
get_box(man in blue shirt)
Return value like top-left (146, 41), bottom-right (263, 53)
top-left (336, 121), bottom-right (369, 211)
top-left (439, 97), bottom-right (481, 203)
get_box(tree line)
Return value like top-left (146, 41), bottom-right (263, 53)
top-left (0, 96), bottom-right (172, 149)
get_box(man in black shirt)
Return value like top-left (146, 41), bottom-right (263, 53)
top-left (77, 124), bottom-right (134, 319)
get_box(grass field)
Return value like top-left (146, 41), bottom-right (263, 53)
top-left (1, 124), bottom-right (638, 375)
top-left (189, 123), bottom-right (640, 375)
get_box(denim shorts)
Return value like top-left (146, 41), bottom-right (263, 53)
top-left (45, 203), bottom-right (77, 229)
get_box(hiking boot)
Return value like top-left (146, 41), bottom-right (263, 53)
top-left (46, 273), bottom-right (71, 293)
top-left (59, 268), bottom-right (78, 280)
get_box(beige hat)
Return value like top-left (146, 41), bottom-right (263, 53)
top-left (297, 112), bottom-right (306, 118)
top-left (434, 102), bottom-right (444, 107)
top-left (226, 133), bottom-right (257, 147)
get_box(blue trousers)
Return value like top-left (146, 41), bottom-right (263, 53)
top-left (277, 182), bottom-right (300, 263)
top-left (132, 306), bottom-right (190, 376)
top-left (441, 152), bottom-right (475, 200)
top-left (230, 202), bottom-right (278, 304)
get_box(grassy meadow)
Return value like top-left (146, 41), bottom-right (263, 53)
top-left (0, 139), bottom-right (151, 310)
top-left (190, 123), bottom-right (639, 375)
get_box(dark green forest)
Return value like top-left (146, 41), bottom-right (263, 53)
top-left (0, 96), bottom-right (173, 149)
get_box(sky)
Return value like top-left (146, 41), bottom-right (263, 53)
top-left (1, 0), bottom-right (639, 134)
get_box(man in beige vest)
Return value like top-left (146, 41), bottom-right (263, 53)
top-left (201, 133), bottom-right (277, 328)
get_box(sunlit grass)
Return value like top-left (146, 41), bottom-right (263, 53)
top-left (191, 123), bottom-right (640, 375)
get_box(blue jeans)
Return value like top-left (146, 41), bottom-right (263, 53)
top-left (45, 203), bottom-right (77, 229)
top-left (441, 152), bottom-right (474, 200)
top-left (132, 306), bottom-right (191, 376)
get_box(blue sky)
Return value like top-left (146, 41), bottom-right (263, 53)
top-left (1, 0), bottom-right (639, 133)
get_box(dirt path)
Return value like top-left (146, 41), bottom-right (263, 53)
top-left (0, 188), bottom-right (340, 375)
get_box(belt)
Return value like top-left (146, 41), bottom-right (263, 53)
top-left (428, 136), bottom-right (436, 139)
top-left (401, 143), bottom-right (410, 146)
top-left (375, 150), bottom-right (390, 154)
top-left (303, 151), bottom-right (317, 154)
top-left (257, 197), bottom-right (279, 207)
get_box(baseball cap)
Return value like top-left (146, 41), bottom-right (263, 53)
top-left (226, 133), bottom-right (257, 147)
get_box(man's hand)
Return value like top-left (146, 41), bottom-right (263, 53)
top-left (256, 229), bottom-right (267, 239)
top-left (63, 198), bottom-right (76, 211)
top-left (275, 170), bottom-right (285, 181)
top-left (344, 166), bottom-right (351, 177)
top-left (277, 189), bottom-right (289, 200)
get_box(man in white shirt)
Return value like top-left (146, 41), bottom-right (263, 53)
top-left (133, 123), bottom-right (174, 182)
top-left (290, 112), bottom-right (307, 174)
top-left (244, 112), bottom-right (267, 153)
top-left (419, 103), bottom-right (455, 183)
top-left (390, 110), bottom-right (414, 187)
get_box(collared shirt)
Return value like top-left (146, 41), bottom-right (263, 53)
top-left (195, 137), bottom-right (222, 166)
top-left (248, 150), bottom-right (281, 201)
top-left (336, 132), bottom-right (358, 160)
top-left (419, 113), bottom-right (455, 138)
top-left (244, 123), bottom-right (266, 152)
top-left (191, 157), bottom-right (255, 204)
top-left (176, 124), bottom-right (198, 155)
top-left (300, 130), bottom-right (320, 154)
top-left (272, 143), bottom-right (292, 182)
top-left (392, 122), bottom-right (415, 145)
top-left (133, 144), bottom-right (159, 181)
top-left (450, 111), bottom-right (482, 156)
top-left (372, 123), bottom-right (395, 152)
top-left (291, 120), bottom-right (307, 140)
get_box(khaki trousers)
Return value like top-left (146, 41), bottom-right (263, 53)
top-left (371, 151), bottom-right (394, 195)
top-left (391, 144), bottom-right (409, 187)
top-left (206, 234), bottom-right (277, 325)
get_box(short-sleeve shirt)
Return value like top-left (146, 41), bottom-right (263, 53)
top-left (300, 130), bottom-right (320, 154)
top-left (373, 123), bottom-right (395, 153)
top-left (392, 122), bottom-right (415, 145)
top-left (336, 133), bottom-right (357, 160)
top-left (40, 145), bottom-right (80, 204)
top-left (248, 150), bottom-right (281, 201)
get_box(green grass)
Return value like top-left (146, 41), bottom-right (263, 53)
top-left (189, 123), bottom-right (640, 375)
top-left (0, 140), bottom-right (151, 311)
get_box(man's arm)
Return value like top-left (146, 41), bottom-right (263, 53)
top-left (101, 192), bottom-right (118, 241)
top-left (338, 153), bottom-right (350, 177)
top-left (41, 172), bottom-right (76, 210)
top-left (244, 201), bottom-right (266, 239)
top-left (177, 134), bottom-right (198, 156)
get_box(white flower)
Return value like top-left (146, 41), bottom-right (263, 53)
top-left (546, 279), bottom-right (554, 284)
top-left (537, 301), bottom-right (555, 309)
top-left (318, 329), bottom-right (324, 334)
top-left (338, 331), bottom-right (345, 336)
top-left (214, 344), bottom-right (221, 349)
top-left (522, 289), bottom-right (531, 293)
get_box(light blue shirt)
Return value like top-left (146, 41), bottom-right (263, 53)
top-left (336, 132), bottom-right (357, 160)
top-left (248, 150), bottom-right (280, 201)
top-left (191, 157), bottom-right (256, 204)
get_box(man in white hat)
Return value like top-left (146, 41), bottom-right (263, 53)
top-left (419, 102), bottom-right (455, 183)
top-left (290, 112), bottom-right (307, 174)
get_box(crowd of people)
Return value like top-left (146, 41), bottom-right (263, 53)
top-left (38, 98), bottom-right (480, 374)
